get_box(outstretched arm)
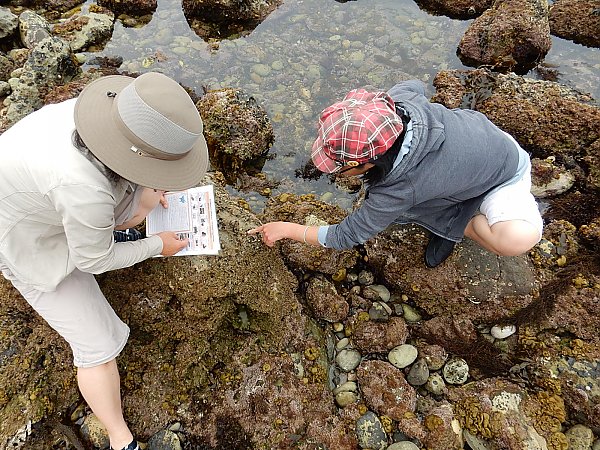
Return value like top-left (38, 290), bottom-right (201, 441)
top-left (247, 222), bottom-right (320, 247)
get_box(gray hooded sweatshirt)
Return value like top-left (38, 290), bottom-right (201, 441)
top-left (324, 80), bottom-right (519, 250)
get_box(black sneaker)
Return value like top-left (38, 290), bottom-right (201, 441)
top-left (113, 228), bottom-right (143, 243)
top-left (424, 234), bottom-right (456, 268)
top-left (110, 440), bottom-right (141, 450)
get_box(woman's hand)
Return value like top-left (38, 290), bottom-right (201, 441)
top-left (248, 221), bottom-right (298, 247)
top-left (156, 190), bottom-right (168, 209)
top-left (158, 231), bottom-right (188, 256)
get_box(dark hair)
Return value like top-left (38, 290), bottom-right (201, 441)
top-left (362, 138), bottom-right (402, 184)
top-left (72, 130), bottom-right (122, 184)
top-left (363, 104), bottom-right (409, 185)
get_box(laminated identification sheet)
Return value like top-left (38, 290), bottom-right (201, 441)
top-left (146, 185), bottom-right (220, 256)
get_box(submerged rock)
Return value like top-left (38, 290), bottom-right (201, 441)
top-left (98, 0), bottom-right (157, 16)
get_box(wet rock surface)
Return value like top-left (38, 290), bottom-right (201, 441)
top-left (197, 87), bottom-right (274, 180)
top-left (457, 0), bottom-right (551, 74)
top-left (97, 0), bottom-right (157, 17)
top-left (413, 0), bottom-right (493, 19)
top-left (182, 0), bottom-right (282, 40)
top-left (0, 1), bottom-right (599, 449)
top-left (260, 193), bottom-right (360, 274)
top-left (549, 0), bottom-right (600, 48)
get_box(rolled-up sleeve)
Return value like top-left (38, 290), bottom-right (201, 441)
top-left (324, 183), bottom-right (413, 250)
top-left (48, 184), bottom-right (163, 274)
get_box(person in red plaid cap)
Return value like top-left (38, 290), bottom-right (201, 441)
top-left (249, 80), bottom-right (542, 268)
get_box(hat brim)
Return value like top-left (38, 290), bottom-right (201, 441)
top-left (310, 135), bottom-right (340, 174)
top-left (74, 75), bottom-right (209, 191)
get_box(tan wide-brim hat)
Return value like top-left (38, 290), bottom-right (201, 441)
top-left (74, 72), bottom-right (209, 191)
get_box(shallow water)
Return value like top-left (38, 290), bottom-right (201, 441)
top-left (84, 0), bottom-right (600, 210)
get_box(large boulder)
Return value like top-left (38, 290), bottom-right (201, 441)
top-left (549, 0), bottom-right (600, 48)
top-left (457, 0), bottom-right (551, 74)
top-left (197, 88), bottom-right (274, 181)
top-left (364, 224), bottom-right (539, 322)
top-left (432, 69), bottom-right (600, 194)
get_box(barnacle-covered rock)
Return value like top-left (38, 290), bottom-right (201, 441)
top-left (260, 193), bottom-right (360, 274)
top-left (197, 88), bottom-right (273, 181)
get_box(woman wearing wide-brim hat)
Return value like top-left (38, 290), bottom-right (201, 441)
top-left (249, 80), bottom-right (543, 268)
top-left (0, 72), bottom-right (209, 450)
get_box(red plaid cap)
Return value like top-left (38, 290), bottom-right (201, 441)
top-left (311, 89), bottom-right (404, 173)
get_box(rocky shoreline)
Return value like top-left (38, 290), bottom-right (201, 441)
top-left (0, 0), bottom-right (599, 449)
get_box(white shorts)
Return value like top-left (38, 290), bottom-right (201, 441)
top-left (1, 266), bottom-right (129, 368)
top-left (479, 165), bottom-right (544, 240)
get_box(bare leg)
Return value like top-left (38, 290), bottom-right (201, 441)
top-left (77, 359), bottom-right (133, 450)
top-left (465, 214), bottom-right (540, 256)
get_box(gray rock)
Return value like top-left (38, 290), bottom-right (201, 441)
top-left (335, 349), bottom-right (361, 372)
top-left (335, 390), bottom-right (358, 408)
top-left (0, 7), bottom-right (18, 39)
top-left (425, 373), bottom-right (446, 396)
top-left (387, 442), bottom-right (420, 450)
top-left (356, 411), bottom-right (387, 450)
top-left (4, 36), bottom-right (79, 128)
top-left (388, 344), bottom-right (418, 369)
top-left (18, 10), bottom-right (51, 49)
top-left (442, 357), bottom-right (469, 384)
top-left (336, 337), bottom-right (349, 351)
top-left (406, 358), bottom-right (429, 386)
top-left (363, 284), bottom-right (391, 302)
top-left (147, 429), bottom-right (182, 450)
top-left (565, 424), bottom-right (594, 450)
top-left (369, 302), bottom-right (390, 322)
top-left (358, 270), bottom-right (374, 285)
top-left (401, 304), bottom-right (422, 323)
top-left (333, 381), bottom-right (357, 394)
top-left (54, 12), bottom-right (114, 52)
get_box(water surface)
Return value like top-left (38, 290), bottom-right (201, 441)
top-left (85, 0), bottom-right (600, 209)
